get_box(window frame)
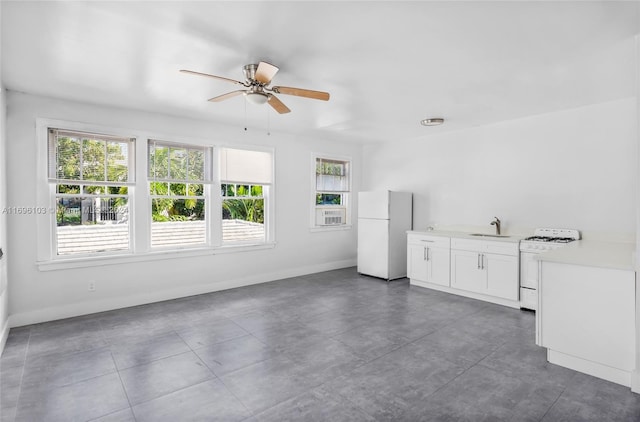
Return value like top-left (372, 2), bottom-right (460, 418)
top-left (310, 153), bottom-right (352, 231)
top-left (43, 124), bottom-right (137, 259)
top-left (147, 139), bottom-right (213, 250)
top-left (35, 118), bottom-right (276, 270)
top-left (216, 145), bottom-right (275, 247)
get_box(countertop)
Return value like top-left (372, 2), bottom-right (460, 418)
top-left (409, 230), bottom-right (636, 271)
top-left (535, 239), bottom-right (636, 271)
top-left (408, 229), bottom-right (523, 244)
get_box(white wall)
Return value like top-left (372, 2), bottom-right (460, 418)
top-left (6, 92), bottom-right (362, 326)
top-left (0, 1), bottom-right (9, 351)
top-left (363, 98), bottom-right (637, 241)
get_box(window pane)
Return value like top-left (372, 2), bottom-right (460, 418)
top-left (152, 197), bottom-right (205, 222)
top-left (188, 149), bottom-right (205, 181)
top-left (82, 138), bottom-right (106, 181)
top-left (149, 145), bottom-right (169, 179)
top-left (57, 184), bottom-right (80, 194)
top-left (236, 185), bottom-right (250, 197)
top-left (169, 183), bottom-right (187, 196)
top-left (82, 185), bottom-right (128, 195)
top-left (107, 141), bottom-right (130, 182)
top-left (188, 184), bottom-right (203, 196)
top-left (170, 147), bottom-right (187, 180)
top-left (151, 199), bottom-right (206, 247)
top-left (222, 198), bottom-right (265, 243)
top-left (150, 182), bottom-right (168, 195)
top-left (56, 137), bottom-right (81, 180)
top-left (316, 193), bottom-right (342, 205)
top-left (56, 197), bottom-right (129, 255)
top-left (315, 158), bottom-right (349, 192)
top-left (250, 185), bottom-right (263, 196)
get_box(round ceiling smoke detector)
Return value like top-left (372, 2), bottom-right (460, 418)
top-left (420, 118), bottom-right (444, 126)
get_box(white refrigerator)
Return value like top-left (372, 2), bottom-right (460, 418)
top-left (357, 190), bottom-right (413, 280)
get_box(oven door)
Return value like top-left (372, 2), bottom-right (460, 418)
top-left (519, 251), bottom-right (539, 289)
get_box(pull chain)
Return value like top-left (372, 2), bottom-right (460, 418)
top-left (244, 98), bottom-right (248, 131)
top-left (267, 107), bottom-right (271, 136)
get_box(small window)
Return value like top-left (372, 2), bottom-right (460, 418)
top-left (219, 148), bottom-right (272, 244)
top-left (48, 129), bottom-right (134, 256)
top-left (313, 156), bottom-right (351, 228)
top-left (148, 140), bottom-right (212, 248)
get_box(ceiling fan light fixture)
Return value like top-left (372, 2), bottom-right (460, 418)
top-left (244, 91), bottom-right (269, 105)
top-left (421, 118), bottom-right (445, 126)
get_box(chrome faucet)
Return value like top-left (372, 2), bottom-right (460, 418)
top-left (490, 217), bottom-right (501, 235)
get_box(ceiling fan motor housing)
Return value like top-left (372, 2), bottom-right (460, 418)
top-left (243, 64), bottom-right (259, 83)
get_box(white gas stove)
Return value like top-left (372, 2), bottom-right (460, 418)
top-left (519, 228), bottom-right (581, 310)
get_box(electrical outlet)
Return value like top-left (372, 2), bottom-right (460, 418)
top-left (88, 281), bottom-right (96, 292)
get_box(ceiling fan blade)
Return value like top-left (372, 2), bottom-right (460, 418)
top-left (272, 86), bottom-right (330, 101)
top-left (267, 94), bottom-right (291, 114)
top-left (254, 62), bottom-right (279, 84)
top-left (208, 90), bottom-right (246, 102)
top-left (180, 69), bottom-right (244, 86)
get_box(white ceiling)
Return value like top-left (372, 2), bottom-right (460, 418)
top-left (2, 1), bottom-right (638, 144)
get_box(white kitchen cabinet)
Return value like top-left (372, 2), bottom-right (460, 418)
top-left (539, 260), bottom-right (635, 387)
top-left (407, 232), bottom-right (520, 308)
top-left (485, 253), bottom-right (519, 300)
top-left (450, 249), bottom-right (518, 300)
top-left (450, 237), bottom-right (519, 302)
top-left (407, 234), bottom-right (450, 287)
top-left (450, 249), bottom-right (485, 293)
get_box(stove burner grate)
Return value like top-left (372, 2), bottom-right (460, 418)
top-left (523, 236), bottom-right (576, 243)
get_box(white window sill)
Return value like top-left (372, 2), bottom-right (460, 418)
top-left (310, 224), bottom-right (352, 233)
top-left (37, 242), bottom-right (276, 271)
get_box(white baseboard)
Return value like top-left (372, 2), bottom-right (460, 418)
top-left (0, 288), bottom-right (8, 356)
top-left (9, 259), bottom-right (356, 328)
top-left (548, 349), bottom-right (632, 388)
top-left (631, 371), bottom-right (640, 394)
top-left (0, 317), bottom-right (9, 356)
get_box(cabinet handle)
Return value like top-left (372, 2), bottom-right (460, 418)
top-left (420, 240), bottom-right (435, 243)
top-left (426, 247), bottom-right (430, 261)
top-left (424, 247), bottom-right (427, 261)
top-left (481, 254), bottom-right (485, 269)
top-left (477, 253), bottom-right (481, 269)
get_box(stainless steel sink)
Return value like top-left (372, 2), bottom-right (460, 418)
top-left (469, 233), bottom-right (511, 238)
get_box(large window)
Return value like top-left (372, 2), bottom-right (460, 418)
top-left (48, 129), bottom-right (134, 256)
top-left (313, 155), bottom-right (351, 228)
top-left (40, 120), bottom-right (274, 263)
top-left (148, 140), bottom-right (212, 248)
top-left (219, 147), bottom-right (272, 244)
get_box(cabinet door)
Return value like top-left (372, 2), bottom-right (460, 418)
top-left (408, 243), bottom-right (428, 282)
top-left (451, 249), bottom-right (485, 293)
top-left (485, 253), bottom-right (519, 300)
top-left (427, 246), bottom-right (450, 287)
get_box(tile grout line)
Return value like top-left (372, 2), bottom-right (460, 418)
top-left (110, 348), bottom-right (139, 422)
top-left (178, 329), bottom-right (257, 418)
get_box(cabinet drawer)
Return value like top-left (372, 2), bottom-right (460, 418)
top-left (451, 237), bottom-right (518, 256)
top-left (450, 238), bottom-right (483, 252)
top-left (484, 241), bottom-right (518, 256)
top-left (407, 234), bottom-right (450, 248)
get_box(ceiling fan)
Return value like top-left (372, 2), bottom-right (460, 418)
top-left (180, 61), bottom-right (330, 114)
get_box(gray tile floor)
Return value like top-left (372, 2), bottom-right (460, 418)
top-left (2, 267), bottom-right (640, 421)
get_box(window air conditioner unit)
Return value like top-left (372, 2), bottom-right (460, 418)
top-left (316, 208), bottom-right (346, 226)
